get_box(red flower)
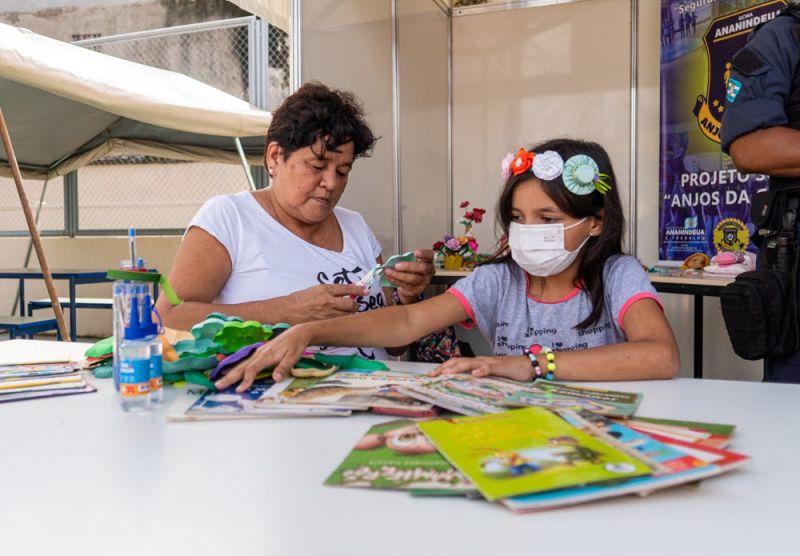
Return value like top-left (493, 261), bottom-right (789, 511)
top-left (472, 208), bottom-right (486, 223)
top-left (511, 148), bottom-right (533, 176)
top-left (464, 211), bottom-right (474, 221)
top-left (460, 201), bottom-right (470, 208)
top-left (433, 241), bottom-right (444, 251)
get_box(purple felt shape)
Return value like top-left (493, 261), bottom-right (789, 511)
top-left (210, 341), bottom-right (265, 380)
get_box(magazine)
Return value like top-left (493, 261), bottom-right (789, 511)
top-left (398, 374), bottom-right (642, 417)
top-left (265, 370), bottom-right (434, 413)
top-left (621, 417), bottom-right (736, 449)
top-left (501, 411), bottom-right (747, 513)
top-left (325, 419), bottom-right (474, 493)
top-left (418, 407), bottom-right (653, 501)
top-left (168, 379), bottom-right (352, 421)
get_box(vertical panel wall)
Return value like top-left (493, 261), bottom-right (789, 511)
top-left (452, 0), bottom-right (632, 254)
top-left (300, 0), bottom-right (396, 254)
top-left (398, 0), bottom-right (449, 252)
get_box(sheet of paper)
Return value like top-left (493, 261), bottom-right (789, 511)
top-left (0, 340), bottom-right (92, 366)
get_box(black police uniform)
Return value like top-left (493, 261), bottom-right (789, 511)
top-left (721, 5), bottom-right (800, 383)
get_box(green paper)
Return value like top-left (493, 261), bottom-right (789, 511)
top-left (378, 251), bottom-right (417, 287)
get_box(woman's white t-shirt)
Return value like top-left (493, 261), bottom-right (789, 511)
top-left (189, 191), bottom-right (388, 360)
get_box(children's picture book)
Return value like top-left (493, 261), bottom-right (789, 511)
top-left (0, 362), bottom-right (81, 379)
top-left (0, 382), bottom-right (96, 404)
top-left (168, 379), bottom-right (352, 421)
top-left (501, 381), bottom-right (643, 418)
top-left (418, 407), bottom-right (653, 501)
top-left (621, 417), bottom-right (736, 449)
top-left (398, 374), bottom-right (642, 418)
top-left (265, 370), bottom-right (434, 413)
top-left (0, 339), bottom-right (88, 366)
top-left (325, 419), bottom-right (474, 493)
top-left (501, 411), bottom-right (747, 513)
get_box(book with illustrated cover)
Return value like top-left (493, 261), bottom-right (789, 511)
top-left (324, 419), bottom-right (474, 493)
top-left (398, 374), bottom-right (642, 417)
top-left (0, 362), bottom-right (81, 379)
top-left (418, 407), bottom-right (653, 501)
top-left (621, 417), bottom-right (736, 449)
top-left (501, 381), bottom-right (643, 418)
top-left (168, 379), bottom-right (352, 421)
top-left (501, 410), bottom-right (727, 513)
top-left (265, 370), bottom-right (434, 414)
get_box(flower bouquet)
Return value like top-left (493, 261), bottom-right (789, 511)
top-left (433, 202), bottom-right (485, 270)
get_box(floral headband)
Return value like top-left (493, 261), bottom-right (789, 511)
top-left (500, 148), bottom-right (612, 196)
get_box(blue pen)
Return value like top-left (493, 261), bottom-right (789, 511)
top-left (128, 228), bottom-right (137, 269)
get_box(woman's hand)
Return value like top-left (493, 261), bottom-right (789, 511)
top-left (382, 249), bottom-right (436, 305)
top-left (214, 325), bottom-right (314, 392)
top-left (286, 284), bottom-right (368, 323)
top-left (428, 355), bottom-right (535, 382)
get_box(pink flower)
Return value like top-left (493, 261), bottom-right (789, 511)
top-left (460, 201), bottom-right (470, 208)
top-left (501, 152), bottom-right (515, 180)
top-left (445, 238), bottom-right (461, 251)
top-left (468, 240), bottom-right (479, 251)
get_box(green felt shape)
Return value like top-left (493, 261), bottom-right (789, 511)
top-left (378, 251), bottom-right (417, 287)
top-left (185, 371), bottom-right (217, 391)
top-left (312, 353), bottom-right (389, 371)
top-left (163, 355), bottom-right (219, 374)
top-left (85, 336), bottom-right (114, 358)
top-left (174, 337), bottom-right (221, 359)
top-left (91, 364), bottom-right (113, 379)
top-left (213, 320), bottom-right (273, 353)
top-left (191, 315), bottom-right (231, 340)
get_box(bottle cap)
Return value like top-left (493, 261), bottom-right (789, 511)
top-left (123, 297), bottom-right (147, 340)
top-left (141, 294), bottom-right (158, 337)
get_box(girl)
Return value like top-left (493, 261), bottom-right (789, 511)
top-left (215, 138), bottom-right (679, 392)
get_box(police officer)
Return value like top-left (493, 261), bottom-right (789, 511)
top-left (721, 2), bottom-right (800, 383)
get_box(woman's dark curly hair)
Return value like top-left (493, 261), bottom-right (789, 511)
top-left (483, 138), bottom-right (625, 329)
top-left (265, 81), bottom-right (377, 160)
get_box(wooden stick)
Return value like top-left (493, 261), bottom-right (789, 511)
top-left (0, 107), bottom-right (71, 342)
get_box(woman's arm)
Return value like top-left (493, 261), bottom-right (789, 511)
top-left (156, 227), bottom-right (366, 330)
top-left (214, 292), bottom-right (469, 391)
top-left (431, 298), bottom-right (679, 382)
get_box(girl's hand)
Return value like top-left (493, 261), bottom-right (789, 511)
top-left (383, 249), bottom-right (435, 305)
top-left (214, 325), bottom-right (314, 392)
top-left (428, 355), bottom-right (535, 382)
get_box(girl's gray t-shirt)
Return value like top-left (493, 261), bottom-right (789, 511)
top-left (447, 255), bottom-right (661, 356)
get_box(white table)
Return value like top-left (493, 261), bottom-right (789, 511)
top-left (1, 350), bottom-right (798, 556)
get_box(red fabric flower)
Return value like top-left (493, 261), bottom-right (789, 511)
top-left (460, 201), bottom-right (470, 208)
top-left (511, 148), bottom-right (534, 176)
top-left (464, 211), bottom-right (474, 221)
top-left (472, 208), bottom-right (486, 223)
top-left (433, 241), bottom-right (444, 251)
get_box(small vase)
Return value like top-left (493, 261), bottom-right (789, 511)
top-left (443, 254), bottom-right (464, 271)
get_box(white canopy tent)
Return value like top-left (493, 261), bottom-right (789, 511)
top-left (0, 22), bottom-right (272, 180)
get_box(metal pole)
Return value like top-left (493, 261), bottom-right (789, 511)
top-left (629, 0), bottom-right (638, 256)
top-left (447, 9), bottom-right (454, 237)
top-left (234, 138), bottom-right (257, 191)
top-left (0, 107), bottom-right (70, 341)
top-left (290, 0), bottom-right (302, 92)
top-left (392, 0), bottom-right (402, 254)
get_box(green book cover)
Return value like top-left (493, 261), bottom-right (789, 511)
top-left (418, 407), bottom-right (653, 501)
top-left (324, 419), bottom-right (473, 492)
top-left (630, 416), bottom-right (735, 437)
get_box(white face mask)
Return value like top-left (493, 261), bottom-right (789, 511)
top-left (508, 219), bottom-right (591, 277)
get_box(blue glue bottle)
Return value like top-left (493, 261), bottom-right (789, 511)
top-left (118, 296), bottom-right (151, 412)
top-left (141, 292), bottom-right (163, 406)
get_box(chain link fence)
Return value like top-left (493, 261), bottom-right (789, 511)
top-left (0, 177), bottom-right (65, 233)
top-left (1, 16), bottom-right (290, 235)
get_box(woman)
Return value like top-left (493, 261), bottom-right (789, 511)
top-left (158, 82), bottom-right (435, 359)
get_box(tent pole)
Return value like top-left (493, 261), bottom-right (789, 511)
top-left (11, 178), bottom-right (49, 316)
top-left (234, 137), bottom-right (257, 191)
top-left (0, 108), bottom-right (70, 341)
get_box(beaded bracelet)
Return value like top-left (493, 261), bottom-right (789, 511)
top-left (521, 348), bottom-right (543, 380)
top-left (528, 344), bottom-right (557, 381)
